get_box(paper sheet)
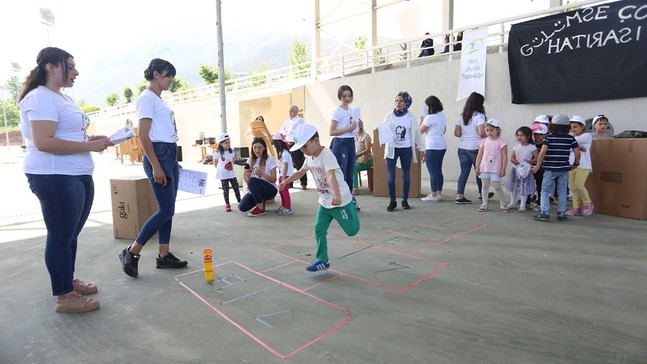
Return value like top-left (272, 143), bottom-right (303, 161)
top-left (377, 122), bottom-right (393, 145)
top-left (109, 125), bottom-right (136, 145)
top-left (178, 169), bottom-right (208, 195)
top-left (351, 107), bottom-right (361, 133)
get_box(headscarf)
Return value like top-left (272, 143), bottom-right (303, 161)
top-left (393, 91), bottom-right (412, 117)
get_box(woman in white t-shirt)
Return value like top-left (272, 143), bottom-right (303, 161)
top-left (454, 92), bottom-right (487, 204)
top-left (19, 47), bottom-right (112, 313)
top-left (419, 95), bottom-right (447, 202)
top-left (239, 138), bottom-right (278, 216)
top-left (330, 85), bottom-right (360, 209)
top-left (118, 59), bottom-right (187, 279)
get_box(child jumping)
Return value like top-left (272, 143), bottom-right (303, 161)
top-left (272, 133), bottom-right (294, 216)
top-left (506, 126), bottom-right (538, 212)
top-left (278, 124), bottom-right (360, 272)
top-left (475, 119), bottom-right (508, 212)
top-left (213, 133), bottom-right (241, 212)
top-left (532, 114), bottom-right (580, 222)
top-left (567, 116), bottom-right (594, 216)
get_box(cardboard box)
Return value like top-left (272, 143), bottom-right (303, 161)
top-left (110, 177), bottom-right (158, 239)
top-left (585, 138), bottom-right (647, 220)
top-left (371, 129), bottom-right (422, 198)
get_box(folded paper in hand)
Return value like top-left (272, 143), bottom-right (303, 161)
top-left (109, 126), bottom-right (136, 145)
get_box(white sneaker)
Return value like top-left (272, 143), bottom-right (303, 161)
top-left (421, 194), bottom-right (435, 202)
top-left (433, 195), bottom-right (442, 202)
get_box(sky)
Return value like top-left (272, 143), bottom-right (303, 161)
top-left (0, 0), bottom-right (552, 97)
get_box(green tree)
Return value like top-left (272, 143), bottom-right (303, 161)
top-left (136, 79), bottom-right (148, 96)
top-left (248, 61), bottom-right (269, 87)
top-left (105, 92), bottom-right (120, 107)
top-left (198, 64), bottom-right (235, 85)
top-left (288, 37), bottom-right (310, 78)
top-left (1, 99), bottom-right (20, 127)
top-left (354, 36), bottom-right (367, 55)
top-left (123, 87), bottom-right (134, 103)
top-left (81, 105), bottom-right (101, 114)
top-left (5, 75), bottom-right (21, 104)
top-left (170, 78), bottom-right (191, 93)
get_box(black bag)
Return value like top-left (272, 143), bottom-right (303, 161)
top-left (614, 130), bottom-right (647, 138)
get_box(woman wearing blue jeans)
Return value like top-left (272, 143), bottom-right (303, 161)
top-left (454, 92), bottom-right (487, 204)
top-left (419, 95), bottom-right (447, 202)
top-left (119, 59), bottom-right (187, 278)
top-left (20, 47), bottom-right (112, 312)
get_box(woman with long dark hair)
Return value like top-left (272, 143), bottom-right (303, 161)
top-left (454, 92), bottom-right (487, 204)
top-left (239, 137), bottom-right (278, 216)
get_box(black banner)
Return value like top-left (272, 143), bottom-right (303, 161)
top-left (508, 0), bottom-right (647, 104)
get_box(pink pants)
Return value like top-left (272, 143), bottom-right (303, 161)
top-left (279, 176), bottom-right (291, 209)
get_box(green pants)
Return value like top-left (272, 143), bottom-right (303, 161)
top-left (353, 159), bottom-right (373, 188)
top-left (313, 202), bottom-right (360, 262)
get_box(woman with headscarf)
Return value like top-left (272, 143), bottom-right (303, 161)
top-left (381, 91), bottom-right (425, 212)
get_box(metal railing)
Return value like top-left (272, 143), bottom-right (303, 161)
top-left (90, 0), bottom-right (607, 117)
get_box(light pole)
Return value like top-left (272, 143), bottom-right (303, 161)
top-left (1, 87), bottom-right (9, 148)
top-left (39, 8), bottom-right (55, 45)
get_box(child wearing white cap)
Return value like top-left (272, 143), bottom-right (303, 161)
top-left (567, 116), bottom-right (594, 216)
top-left (213, 133), bottom-right (241, 212)
top-left (475, 119), bottom-right (509, 212)
top-left (278, 124), bottom-right (360, 272)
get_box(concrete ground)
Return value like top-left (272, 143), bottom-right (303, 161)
top-left (1, 147), bottom-right (646, 364)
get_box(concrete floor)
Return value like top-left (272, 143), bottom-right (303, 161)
top-left (1, 147), bottom-right (646, 364)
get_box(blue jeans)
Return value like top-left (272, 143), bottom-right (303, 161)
top-left (26, 174), bottom-right (94, 296)
top-left (386, 147), bottom-right (412, 201)
top-left (540, 170), bottom-right (569, 214)
top-left (331, 137), bottom-right (355, 194)
top-left (137, 142), bottom-right (179, 245)
top-left (457, 148), bottom-right (482, 196)
top-left (425, 149), bottom-right (446, 192)
top-left (238, 178), bottom-right (278, 212)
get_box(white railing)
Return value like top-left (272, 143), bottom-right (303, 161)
top-left (90, 0), bottom-right (607, 117)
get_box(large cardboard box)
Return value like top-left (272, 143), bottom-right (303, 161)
top-left (585, 138), bottom-right (647, 220)
top-left (110, 177), bottom-right (158, 239)
top-left (371, 129), bottom-right (421, 198)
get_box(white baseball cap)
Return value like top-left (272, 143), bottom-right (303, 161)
top-left (485, 118), bottom-right (500, 128)
top-left (289, 124), bottom-right (318, 152)
top-left (569, 115), bottom-right (586, 125)
top-left (534, 114), bottom-right (550, 124)
top-left (217, 133), bottom-right (230, 143)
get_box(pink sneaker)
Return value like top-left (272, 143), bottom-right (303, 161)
top-left (565, 207), bottom-right (582, 216)
top-left (225, 204), bottom-right (231, 212)
top-left (582, 203), bottom-right (594, 216)
top-left (73, 278), bottom-right (97, 295)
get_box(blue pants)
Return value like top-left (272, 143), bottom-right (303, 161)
top-left (540, 170), bottom-right (569, 215)
top-left (238, 178), bottom-right (278, 212)
top-left (386, 147), bottom-right (412, 201)
top-left (331, 137), bottom-right (355, 194)
top-left (137, 142), bottom-right (179, 245)
top-left (457, 148), bottom-right (483, 196)
top-left (425, 149), bottom-right (446, 192)
top-left (26, 174), bottom-right (94, 296)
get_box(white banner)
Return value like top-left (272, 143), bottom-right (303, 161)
top-left (456, 27), bottom-right (489, 101)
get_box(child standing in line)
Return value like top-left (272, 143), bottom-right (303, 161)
top-left (529, 123), bottom-right (548, 211)
top-left (591, 114), bottom-right (613, 138)
top-left (278, 124), bottom-right (360, 272)
top-left (475, 119), bottom-right (508, 212)
top-left (213, 133), bottom-right (241, 212)
top-left (505, 126), bottom-right (538, 212)
top-left (567, 116), bottom-right (594, 216)
top-left (532, 114), bottom-right (580, 222)
top-left (272, 133), bottom-right (294, 216)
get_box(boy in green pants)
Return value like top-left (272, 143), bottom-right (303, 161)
top-left (278, 124), bottom-right (360, 272)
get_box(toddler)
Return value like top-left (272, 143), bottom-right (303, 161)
top-left (213, 133), bottom-right (241, 212)
top-left (475, 119), bottom-right (508, 212)
top-left (506, 126), bottom-right (538, 212)
top-left (567, 116), bottom-right (594, 216)
top-left (272, 133), bottom-right (294, 216)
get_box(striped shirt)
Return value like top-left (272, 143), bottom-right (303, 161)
top-left (542, 133), bottom-right (578, 172)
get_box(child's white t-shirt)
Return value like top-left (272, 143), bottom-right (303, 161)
top-left (303, 148), bottom-right (352, 208)
top-left (277, 149), bottom-right (294, 176)
top-left (135, 89), bottom-right (178, 143)
top-left (19, 86), bottom-right (94, 175)
top-left (215, 150), bottom-right (236, 179)
top-left (569, 133), bottom-right (592, 169)
top-left (330, 106), bottom-right (355, 138)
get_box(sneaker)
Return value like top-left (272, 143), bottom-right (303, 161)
top-left (156, 252), bottom-right (188, 269)
top-left (73, 279), bottom-right (97, 295)
top-left (277, 207), bottom-right (293, 216)
top-left (454, 197), bottom-right (472, 204)
top-left (387, 200), bottom-right (397, 212)
top-left (518, 206), bottom-right (526, 213)
top-left (500, 205), bottom-right (510, 213)
top-left (478, 204), bottom-right (488, 212)
top-left (534, 213), bottom-right (550, 222)
top-left (247, 206), bottom-right (266, 217)
top-left (352, 197), bottom-right (361, 211)
top-left (557, 212), bottom-right (568, 221)
top-left (55, 292), bottom-right (99, 313)
top-left (225, 204), bottom-right (231, 212)
top-left (582, 203), bottom-right (594, 216)
top-left (505, 203), bottom-right (517, 210)
top-left (305, 260), bottom-right (330, 272)
top-left (532, 204), bottom-right (540, 212)
top-left (402, 200), bottom-right (410, 210)
top-left (275, 206), bottom-right (285, 214)
top-left (478, 192), bottom-right (495, 200)
top-left (421, 194), bottom-right (435, 202)
top-left (566, 207), bottom-right (582, 216)
top-left (352, 188), bottom-right (359, 196)
top-left (433, 195), bottom-right (442, 202)
top-left (118, 246), bottom-right (140, 278)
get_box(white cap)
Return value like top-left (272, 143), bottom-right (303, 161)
top-left (485, 118), bottom-right (500, 128)
top-left (569, 115), bottom-right (586, 125)
top-left (534, 114), bottom-right (550, 124)
top-left (289, 124), bottom-right (318, 152)
top-left (217, 133), bottom-right (230, 143)
top-left (592, 114), bottom-right (607, 124)
top-left (532, 123), bottom-right (548, 135)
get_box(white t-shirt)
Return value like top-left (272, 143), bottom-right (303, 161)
top-left (456, 111), bottom-right (486, 150)
top-left (422, 112), bottom-right (447, 150)
top-left (513, 143), bottom-right (537, 165)
top-left (303, 148), bottom-right (352, 208)
top-left (135, 89), bottom-right (178, 143)
top-left (277, 149), bottom-right (294, 176)
top-left (247, 155), bottom-right (278, 188)
top-left (215, 150), bottom-right (236, 180)
top-left (393, 114), bottom-right (412, 148)
top-left (569, 132), bottom-right (593, 169)
top-left (19, 86), bottom-right (94, 175)
top-left (330, 106), bottom-right (355, 138)
top-left (279, 116), bottom-right (304, 142)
